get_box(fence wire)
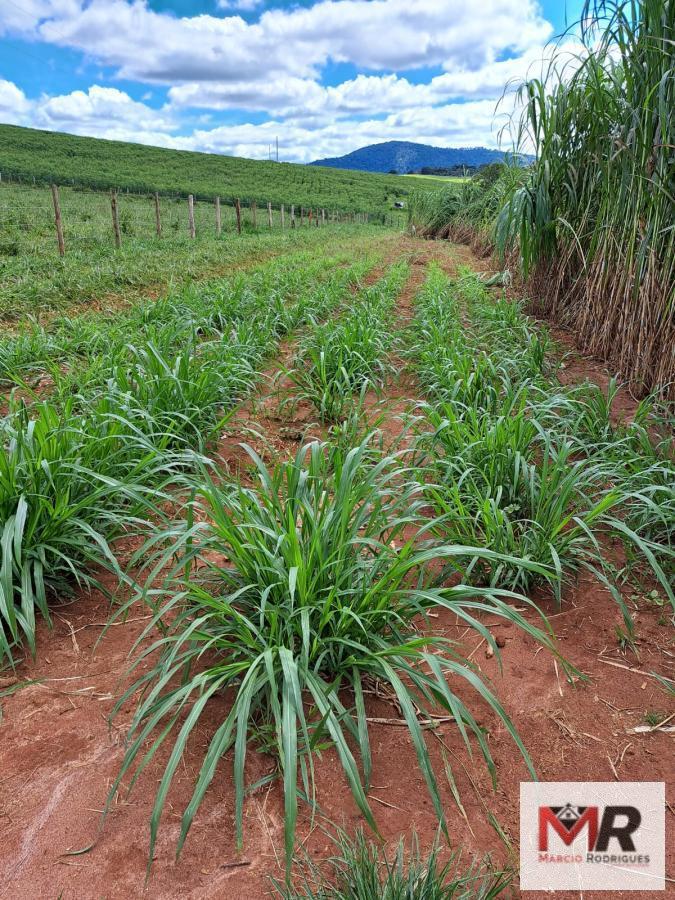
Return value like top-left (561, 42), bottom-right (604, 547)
top-left (0, 181), bottom-right (396, 259)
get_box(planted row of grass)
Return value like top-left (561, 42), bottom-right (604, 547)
top-left (0, 246), bottom-right (378, 669)
top-left (0, 249), bottom-right (372, 391)
top-left (53, 252), bottom-right (376, 452)
top-left (410, 265), bottom-right (673, 622)
top-left (282, 261), bottom-right (409, 423)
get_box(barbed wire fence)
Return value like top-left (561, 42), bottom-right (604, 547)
top-left (0, 174), bottom-right (402, 259)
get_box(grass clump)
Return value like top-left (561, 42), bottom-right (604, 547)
top-left (277, 828), bottom-right (511, 899)
top-left (103, 337), bottom-right (258, 452)
top-left (110, 437), bottom-right (555, 874)
top-left (425, 427), bottom-right (621, 601)
top-left (0, 397), bottom-right (180, 668)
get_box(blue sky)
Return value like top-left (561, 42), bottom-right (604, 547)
top-left (0, 1), bottom-right (585, 162)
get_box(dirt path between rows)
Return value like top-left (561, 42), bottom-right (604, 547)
top-left (0, 234), bottom-right (671, 900)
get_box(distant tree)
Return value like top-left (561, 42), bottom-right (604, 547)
top-left (388, 168), bottom-right (398, 174)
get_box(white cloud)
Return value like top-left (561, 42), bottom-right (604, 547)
top-left (33, 85), bottom-right (175, 132)
top-left (0, 76), bottom-right (517, 161)
top-left (0, 79), bottom-right (31, 124)
top-left (168, 76), bottom-right (327, 116)
top-left (166, 44), bottom-right (561, 122)
top-left (1, 0), bottom-right (552, 85)
top-left (0, 0), bottom-right (80, 36)
top-left (0, 81), bottom-right (179, 146)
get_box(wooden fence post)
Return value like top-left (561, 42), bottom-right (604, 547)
top-left (188, 194), bottom-right (196, 238)
top-left (235, 198), bottom-right (242, 234)
top-left (267, 201), bottom-right (272, 228)
top-left (215, 196), bottom-right (221, 236)
top-left (291, 204), bottom-right (296, 228)
top-left (251, 201), bottom-right (257, 228)
top-left (300, 207), bottom-right (304, 226)
top-left (110, 189), bottom-right (121, 248)
top-left (50, 184), bottom-right (65, 257)
top-left (281, 204), bottom-right (285, 228)
top-left (154, 191), bottom-right (162, 237)
top-left (322, 208), bottom-right (326, 225)
top-left (308, 208), bottom-right (312, 227)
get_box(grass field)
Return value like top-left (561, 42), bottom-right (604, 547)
top-left (0, 124), bottom-right (442, 215)
top-left (0, 180), bottom-right (396, 319)
top-left (0, 224), bottom-right (671, 896)
top-left (0, 126), bottom-right (415, 320)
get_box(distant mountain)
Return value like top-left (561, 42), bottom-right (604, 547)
top-left (309, 141), bottom-right (525, 174)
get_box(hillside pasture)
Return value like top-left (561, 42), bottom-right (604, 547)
top-left (0, 124), bottom-right (446, 216)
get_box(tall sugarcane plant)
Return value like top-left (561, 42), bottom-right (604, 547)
top-left (496, 0), bottom-right (674, 394)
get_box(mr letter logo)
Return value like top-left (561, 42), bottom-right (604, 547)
top-left (520, 783), bottom-right (665, 891)
top-left (539, 803), bottom-right (642, 853)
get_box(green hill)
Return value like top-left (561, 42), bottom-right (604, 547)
top-left (0, 125), bottom-right (427, 215)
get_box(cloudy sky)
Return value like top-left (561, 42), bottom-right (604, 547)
top-left (0, 0), bottom-right (583, 163)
